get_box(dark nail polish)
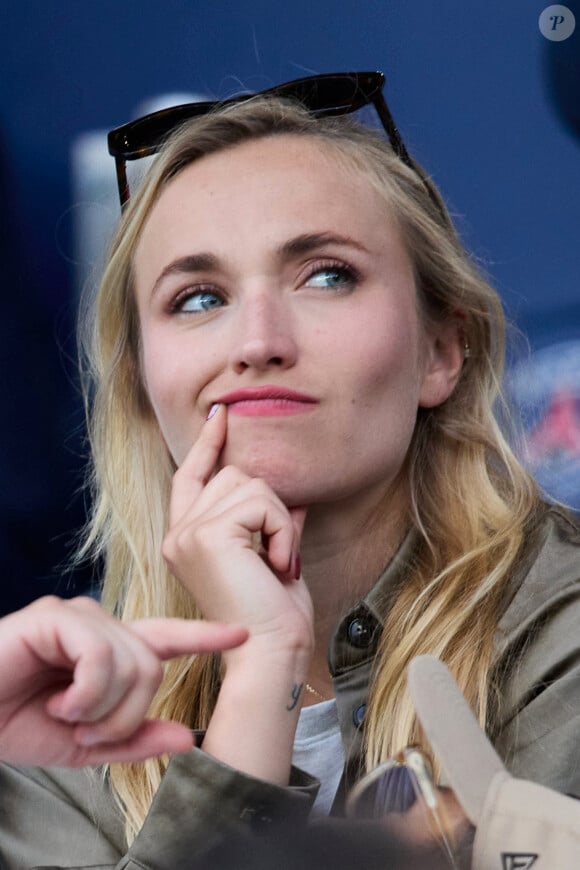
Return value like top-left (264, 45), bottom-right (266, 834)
top-left (294, 554), bottom-right (302, 580)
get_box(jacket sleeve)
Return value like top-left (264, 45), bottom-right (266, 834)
top-left (0, 747), bottom-right (318, 870)
top-left (492, 510), bottom-right (580, 797)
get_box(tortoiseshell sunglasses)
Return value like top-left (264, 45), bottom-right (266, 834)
top-left (108, 70), bottom-right (442, 216)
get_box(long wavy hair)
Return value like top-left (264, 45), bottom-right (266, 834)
top-left (79, 96), bottom-right (540, 842)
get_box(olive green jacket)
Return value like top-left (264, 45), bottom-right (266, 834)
top-left (2, 506), bottom-right (580, 869)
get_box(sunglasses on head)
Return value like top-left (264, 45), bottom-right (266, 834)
top-left (107, 70), bottom-right (441, 215)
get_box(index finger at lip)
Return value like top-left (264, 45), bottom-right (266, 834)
top-left (289, 506), bottom-right (307, 540)
top-left (169, 404), bottom-right (227, 525)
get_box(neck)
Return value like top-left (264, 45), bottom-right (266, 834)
top-left (299, 483), bottom-right (409, 689)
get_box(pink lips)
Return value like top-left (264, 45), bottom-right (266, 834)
top-left (215, 386), bottom-right (318, 417)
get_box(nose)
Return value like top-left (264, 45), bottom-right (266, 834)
top-left (230, 291), bottom-right (298, 374)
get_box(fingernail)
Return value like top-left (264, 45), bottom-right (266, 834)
top-left (207, 403), bottom-right (221, 420)
top-left (77, 731), bottom-right (103, 746)
top-left (59, 708), bottom-right (82, 723)
top-left (294, 553), bottom-right (302, 580)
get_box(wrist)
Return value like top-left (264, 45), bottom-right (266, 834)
top-left (222, 635), bottom-right (312, 686)
top-left (203, 640), bottom-right (312, 785)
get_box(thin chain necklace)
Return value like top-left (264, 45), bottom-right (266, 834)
top-left (305, 682), bottom-right (329, 702)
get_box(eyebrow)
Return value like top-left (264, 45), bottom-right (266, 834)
top-left (151, 253), bottom-right (220, 297)
top-left (277, 232), bottom-right (370, 258)
top-left (150, 232), bottom-right (369, 297)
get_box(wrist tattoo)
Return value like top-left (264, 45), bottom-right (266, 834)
top-left (286, 683), bottom-right (303, 711)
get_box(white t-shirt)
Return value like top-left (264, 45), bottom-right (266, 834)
top-left (292, 698), bottom-right (345, 816)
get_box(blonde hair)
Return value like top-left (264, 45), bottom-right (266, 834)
top-left (79, 97), bottom-right (540, 841)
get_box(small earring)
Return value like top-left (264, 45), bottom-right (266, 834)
top-left (463, 340), bottom-right (471, 359)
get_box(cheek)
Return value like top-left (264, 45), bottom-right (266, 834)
top-left (141, 341), bottom-right (174, 415)
top-left (344, 314), bottom-right (423, 403)
top-left (139, 336), bottom-right (202, 461)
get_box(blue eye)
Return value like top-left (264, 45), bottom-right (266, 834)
top-left (305, 266), bottom-right (356, 290)
top-left (177, 290), bottom-right (224, 313)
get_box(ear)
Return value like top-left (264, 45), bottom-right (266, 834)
top-left (418, 320), bottom-right (464, 409)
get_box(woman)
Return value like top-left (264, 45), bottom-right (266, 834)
top-left (2, 74), bottom-right (580, 869)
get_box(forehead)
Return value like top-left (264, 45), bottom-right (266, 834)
top-left (134, 135), bottom-right (406, 272)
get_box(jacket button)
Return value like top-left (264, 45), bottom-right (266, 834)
top-left (347, 617), bottom-right (373, 648)
top-left (240, 806), bottom-right (274, 831)
top-left (353, 703), bottom-right (366, 728)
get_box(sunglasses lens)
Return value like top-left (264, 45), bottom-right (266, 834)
top-left (110, 102), bottom-right (213, 158)
top-left (349, 765), bottom-right (418, 819)
top-left (278, 73), bottom-right (379, 116)
top-left (347, 757), bottom-right (470, 870)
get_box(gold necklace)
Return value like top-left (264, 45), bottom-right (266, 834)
top-left (305, 682), bottom-right (329, 702)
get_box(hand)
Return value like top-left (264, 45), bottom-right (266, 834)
top-left (162, 403), bottom-right (314, 659)
top-left (0, 595), bottom-right (247, 767)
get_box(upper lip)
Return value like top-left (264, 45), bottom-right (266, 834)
top-left (215, 386), bottom-right (318, 405)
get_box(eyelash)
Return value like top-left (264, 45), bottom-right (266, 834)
top-left (167, 259), bottom-right (361, 315)
top-left (302, 259), bottom-right (360, 291)
top-left (168, 284), bottom-right (226, 315)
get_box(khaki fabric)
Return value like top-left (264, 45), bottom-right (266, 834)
top-left (0, 751), bottom-right (317, 869)
top-left (1, 505), bottom-right (580, 868)
top-left (409, 655), bottom-right (580, 869)
top-left (475, 774), bottom-right (580, 870)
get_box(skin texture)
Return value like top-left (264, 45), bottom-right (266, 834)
top-left (134, 136), bottom-right (462, 783)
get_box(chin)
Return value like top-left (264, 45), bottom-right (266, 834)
top-left (221, 448), bottom-right (313, 504)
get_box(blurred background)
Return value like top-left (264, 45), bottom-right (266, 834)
top-left (1, 1), bottom-right (579, 615)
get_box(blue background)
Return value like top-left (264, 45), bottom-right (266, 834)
top-left (1, 1), bottom-right (579, 613)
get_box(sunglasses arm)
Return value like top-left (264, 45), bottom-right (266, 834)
top-left (114, 157), bottom-right (130, 211)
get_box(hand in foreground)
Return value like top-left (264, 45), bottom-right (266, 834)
top-left (0, 595), bottom-right (247, 767)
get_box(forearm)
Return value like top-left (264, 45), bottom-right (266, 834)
top-left (202, 642), bottom-right (312, 785)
